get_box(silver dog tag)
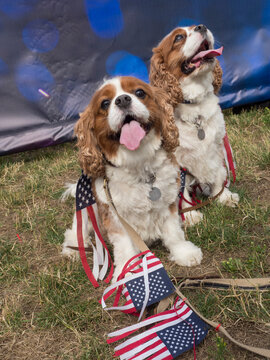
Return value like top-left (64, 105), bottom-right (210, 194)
top-left (149, 187), bottom-right (161, 201)
top-left (197, 128), bottom-right (205, 140)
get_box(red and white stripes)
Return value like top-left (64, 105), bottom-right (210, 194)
top-left (107, 299), bottom-right (192, 360)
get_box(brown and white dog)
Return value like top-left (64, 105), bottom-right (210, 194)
top-left (150, 25), bottom-right (239, 226)
top-left (62, 76), bottom-right (202, 281)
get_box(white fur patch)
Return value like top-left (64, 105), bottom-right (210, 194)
top-left (182, 28), bottom-right (214, 60)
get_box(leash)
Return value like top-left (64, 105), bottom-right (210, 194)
top-left (179, 183), bottom-right (225, 214)
top-left (103, 175), bottom-right (270, 358)
top-left (179, 277), bottom-right (270, 291)
top-left (178, 167), bottom-right (225, 215)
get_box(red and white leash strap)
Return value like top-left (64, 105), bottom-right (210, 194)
top-left (223, 132), bottom-right (236, 186)
top-left (76, 172), bottom-right (113, 288)
top-left (107, 297), bottom-right (209, 360)
top-left (178, 168), bottom-right (202, 220)
top-left (100, 251), bottom-right (175, 320)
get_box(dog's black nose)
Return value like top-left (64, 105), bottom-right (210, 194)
top-left (194, 24), bottom-right (207, 34)
top-left (115, 94), bottom-right (131, 108)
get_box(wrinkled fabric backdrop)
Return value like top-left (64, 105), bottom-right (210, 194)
top-left (0, 0), bottom-right (270, 155)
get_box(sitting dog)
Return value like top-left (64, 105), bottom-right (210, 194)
top-left (150, 24), bottom-right (239, 226)
top-left (62, 76), bottom-right (202, 281)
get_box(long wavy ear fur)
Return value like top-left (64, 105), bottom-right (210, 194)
top-left (74, 106), bottom-right (105, 178)
top-left (153, 87), bottom-right (179, 153)
top-left (150, 48), bottom-right (184, 107)
top-left (213, 60), bottom-right (223, 94)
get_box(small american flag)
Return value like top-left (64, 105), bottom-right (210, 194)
top-left (101, 251), bottom-right (175, 318)
top-left (75, 172), bottom-right (113, 287)
top-left (107, 298), bottom-right (209, 360)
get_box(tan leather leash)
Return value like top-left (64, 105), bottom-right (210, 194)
top-left (103, 176), bottom-right (270, 358)
top-left (179, 277), bottom-right (270, 291)
top-left (179, 184), bottom-right (225, 214)
top-left (103, 177), bottom-right (149, 252)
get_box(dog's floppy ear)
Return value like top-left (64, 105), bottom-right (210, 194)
top-left (150, 48), bottom-right (184, 107)
top-left (75, 105), bottom-right (105, 178)
top-left (153, 87), bottom-right (179, 153)
top-left (213, 60), bottom-right (223, 94)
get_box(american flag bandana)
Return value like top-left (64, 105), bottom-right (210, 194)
top-left (107, 297), bottom-right (209, 360)
top-left (223, 132), bottom-right (236, 186)
top-left (75, 172), bottom-right (113, 287)
top-left (101, 251), bottom-right (175, 320)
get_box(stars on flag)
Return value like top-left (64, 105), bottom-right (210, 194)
top-left (76, 172), bottom-right (96, 211)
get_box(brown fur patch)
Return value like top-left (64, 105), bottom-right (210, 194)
top-left (169, 202), bottom-right (177, 213)
top-left (91, 84), bottom-right (120, 161)
top-left (96, 199), bottom-right (124, 237)
top-left (159, 28), bottom-right (189, 80)
top-left (75, 84), bottom-right (119, 178)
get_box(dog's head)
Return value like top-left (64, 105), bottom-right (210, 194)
top-left (75, 76), bottom-right (179, 178)
top-left (150, 25), bottom-right (223, 105)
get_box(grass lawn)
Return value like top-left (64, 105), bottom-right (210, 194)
top-left (0, 107), bottom-right (270, 360)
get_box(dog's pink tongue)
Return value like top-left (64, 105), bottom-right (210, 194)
top-left (120, 120), bottom-right (146, 150)
top-left (192, 46), bottom-right (223, 62)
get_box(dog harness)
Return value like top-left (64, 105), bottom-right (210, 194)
top-left (178, 133), bottom-right (236, 217)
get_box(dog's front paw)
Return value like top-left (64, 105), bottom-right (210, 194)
top-left (219, 189), bottom-right (239, 207)
top-left (170, 241), bottom-right (203, 267)
top-left (61, 229), bottom-right (80, 260)
top-left (184, 210), bottom-right (203, 226)
top-left (62, 244), bottom-right (80, 260)
top-left (111, 265), bottom-right (124, 283)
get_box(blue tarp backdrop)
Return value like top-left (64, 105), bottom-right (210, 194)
top-left (0, 0), bottom-right (270, 155)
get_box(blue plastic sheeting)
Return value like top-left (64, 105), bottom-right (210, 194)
top-left (0, 0), bottom-right (269, 154)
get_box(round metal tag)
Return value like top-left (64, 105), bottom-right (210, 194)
top-left (197, 128), bottom-right (205, 140)
top-left (149, 187), bottom-right (161, 201)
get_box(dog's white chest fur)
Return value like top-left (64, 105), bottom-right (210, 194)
top-left (95, 149), bottom-right (178, 242)
top-left (174, 81), bottom-right (225, 184)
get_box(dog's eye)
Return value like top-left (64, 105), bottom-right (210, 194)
top-left (101, 99), bottom-right (110, 110)
top-left (174, 34), bottom-right (184, 42)
top-left (135, 89), bottom-right (146, 99)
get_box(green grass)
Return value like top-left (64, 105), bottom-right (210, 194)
top-left (0, 108), bottom-right (270, 359)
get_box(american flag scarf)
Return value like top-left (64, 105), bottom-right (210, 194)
top-left (100, 251), bottom-right (175, 320)
top-left (107, 297), bottom-right (209, 360)
top-left (75, 172), bottom-right (113, 287)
